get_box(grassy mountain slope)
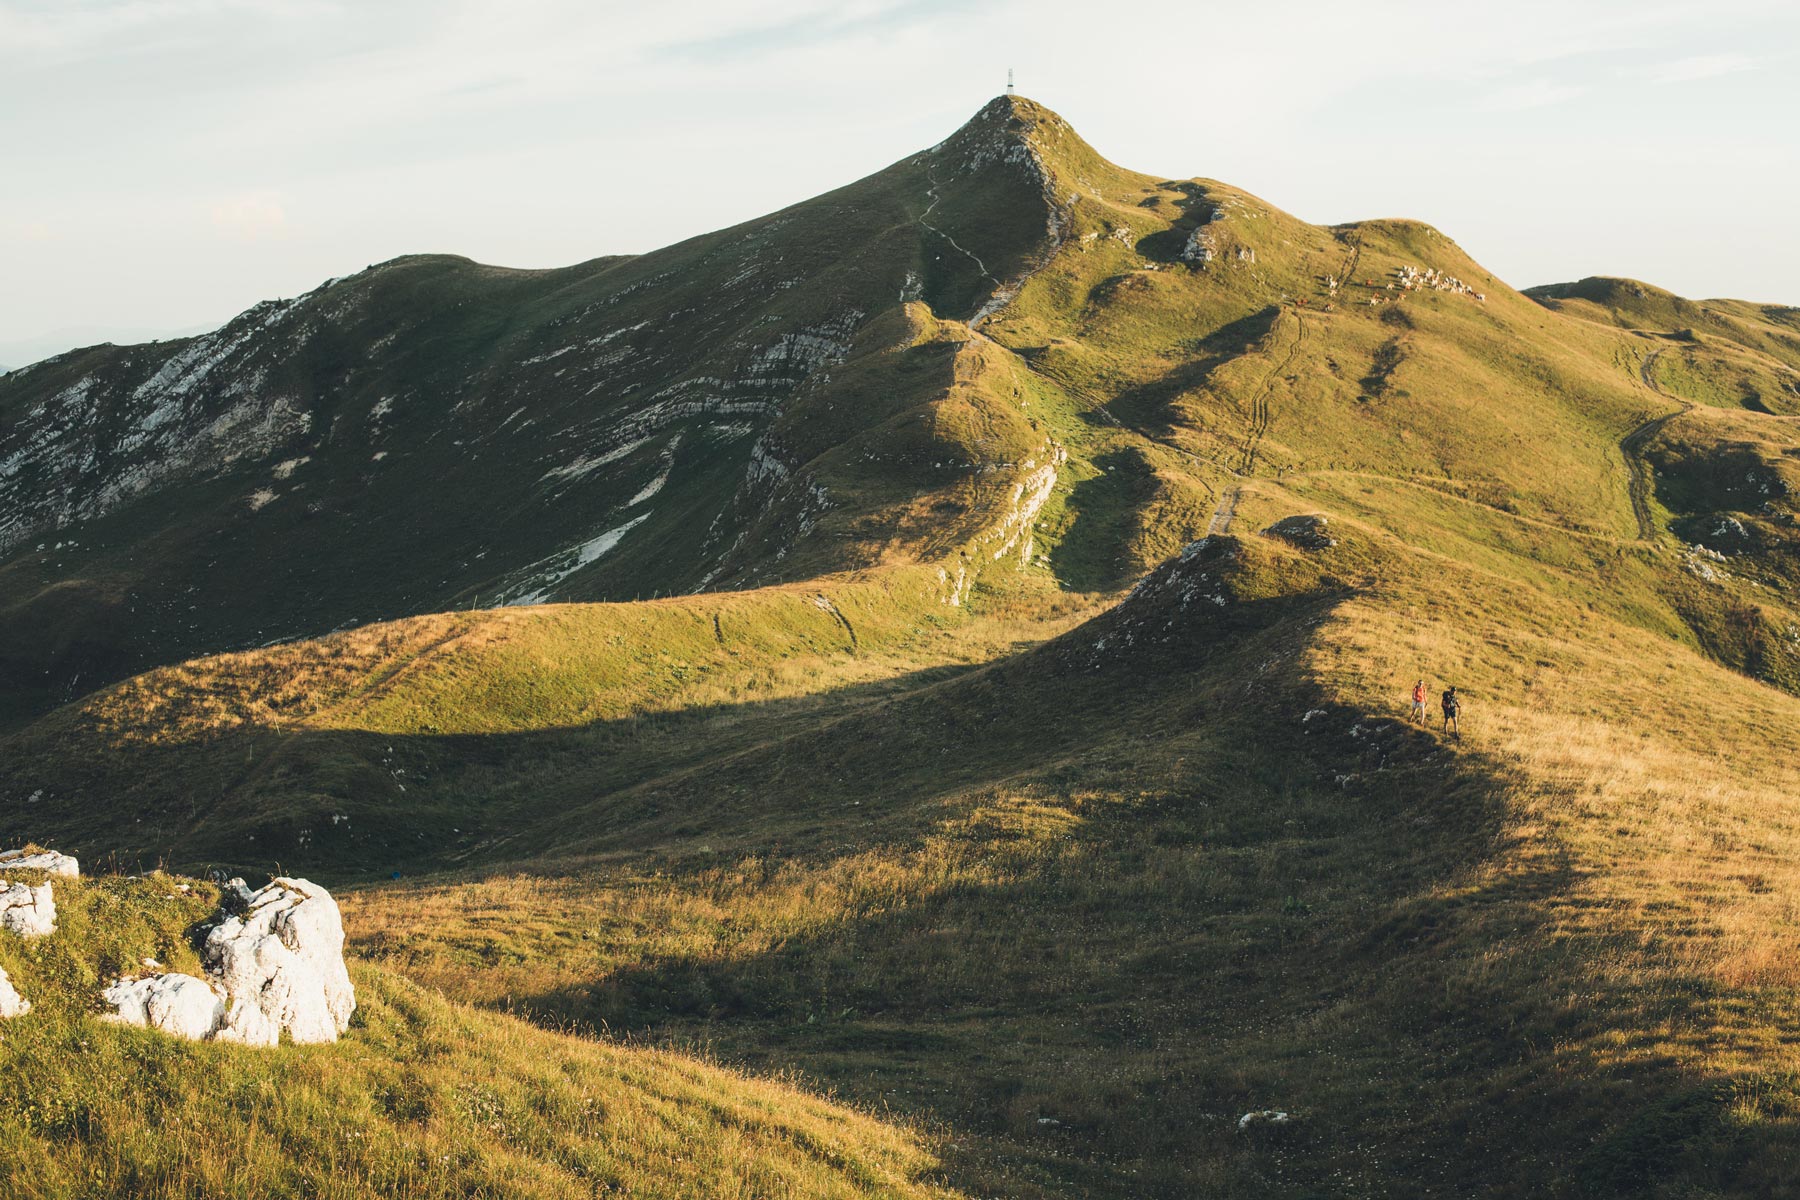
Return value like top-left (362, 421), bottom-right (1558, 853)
top-left (10, 95), bottom-right (1800, 1196)
top-left (1527, 276), bottom-right (1800, 415)
top-left (0, 864), bottom-right (962, 1199)
top-left (0, 99), bottom-right (1073, 723)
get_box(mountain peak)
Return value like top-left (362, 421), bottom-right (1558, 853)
top-left (972, 92), bottom-right (1060, 125)
top-left (938, 93), bottom-right (1071, 156)
top-left (925, 93), bottom-right (1118, 206)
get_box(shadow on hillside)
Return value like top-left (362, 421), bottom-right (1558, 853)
top-left (1133, 181), bottom-right (1215, 265)
top-left (318, 566), bottom-right (1768, 1194)
top-left (0, 646), bottom-right (1035, 881)
top-left (1053, 448), bottom-right (1159, 592)
top-left (481, 674), bottom-right (1786, 1198)
top-left (11, 551), bottom-right (1793, 1196)
top-left (1101, 307), bottom-right (1280, 431)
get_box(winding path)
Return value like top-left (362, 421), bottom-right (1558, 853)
top-left (1236, 310), bottom-right (1306, 475)
top-left (918, 164), bottom-right (997, 286)
top-left (1619, 347), bottom-right (1691, 542)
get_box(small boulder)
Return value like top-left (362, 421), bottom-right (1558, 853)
top-left (0, 881), bottom-right (56, 938)
top-left (0, 848), bottom-right (79, 877)
top-left (1263, 514), bottom-right (1337, 550)
top-left (0, 964), bottom-right (29, 1018)
top-left (103, 974), bottom-right (225, 1042)
top-left (95, 875), bottom-right (355, 1047)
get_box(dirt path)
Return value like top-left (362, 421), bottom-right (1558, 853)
top-left (1619, 347), bottom-right (1691, 542)
top-left (918, 165), bottom-right (998, 286)
top-left (1237, 310), bottom-right (1306, 474)
top-left (1333, 233), bottom-right (1362, 300)
top-left (1206, 486), bottom-right (1241, 536)
top-left (812, 593), bottom-right (859, 651)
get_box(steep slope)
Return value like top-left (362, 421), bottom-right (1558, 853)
top-left (0, 98), bottom-right (1081, 722)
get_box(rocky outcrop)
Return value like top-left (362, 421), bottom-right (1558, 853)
top-left (0, 964), bottom-right (28, 1018)
top-left (1264, 514), bottom-right (1338, 550)
top-left (0, 848), bottom-right (80, 877)
top-left (204, 876), bottom-right (356, 1045)
top-left (0, 881), bottom-right (55, 937)
top-left (102, 876), bottom-right (355, 1047)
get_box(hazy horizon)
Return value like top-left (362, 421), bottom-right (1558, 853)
top-left (4, 0), bottom-right (1796, 367)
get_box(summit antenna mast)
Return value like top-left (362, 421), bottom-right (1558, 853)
top-left (1007, 68), bottom-right (1015, 95)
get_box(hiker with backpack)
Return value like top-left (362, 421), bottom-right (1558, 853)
top-left (1409, 679), bottom-right (1426, 723)
top-left (1441, 686), bottom-right (1461, 740)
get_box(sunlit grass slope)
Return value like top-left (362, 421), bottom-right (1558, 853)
top-left (0, 565), bottom-right (1102, 873)
top-left (0, 866), bottom-right (962, 1200)
top-left (334, 508), bottom-right (1800, 1197)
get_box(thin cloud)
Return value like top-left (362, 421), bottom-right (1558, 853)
top-left (0, 1), bottom-right (321, 58)
top-left (1477, 80), bottom-right (1587, 111)
top-left (1650, 53), bottom-right (1757, 82)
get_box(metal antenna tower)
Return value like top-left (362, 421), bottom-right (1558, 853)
top-left (1007, 68), bottom-right (1015, 95)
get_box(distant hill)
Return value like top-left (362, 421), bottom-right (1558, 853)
top-left (11, 96), bottom-right (1800, 1197)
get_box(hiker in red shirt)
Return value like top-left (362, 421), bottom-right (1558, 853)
top-left (1409, 679), bottom-right (1426, 723)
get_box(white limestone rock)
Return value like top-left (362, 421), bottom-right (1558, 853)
top-left (103, 974), bottom-right (225, 1042)
top-left (214, 994), bottom-right (281, 1047)
top-left (0, 881), bottom-right (56, 937)
top-left (96, 876), bottom-right (354, 1047)
top-left (203, 877), bottom-right (355, 1044)
top-left (0, 848), bottom-right (79, 877)
top-left (0, 964), bottom-right (28, 1018)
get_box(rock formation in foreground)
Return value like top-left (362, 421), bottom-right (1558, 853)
top-left (0, 848), bottom-right (80, 876)
top-left (0, 964), bottom-right (27, 1018)
top-left (0, 846), bottom-right (76, 938)
top-left (0, 880), bottom-right (56, 937)
top-left (104, 876), bottom-right (355, 1046)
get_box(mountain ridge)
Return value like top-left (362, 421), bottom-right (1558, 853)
top-left (10, 95), bottom-right (1800, 1198)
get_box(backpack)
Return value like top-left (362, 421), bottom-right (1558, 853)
top-left (1442, 690), bottom-right (1459, 714)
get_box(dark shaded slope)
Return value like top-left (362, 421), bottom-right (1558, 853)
top-left (0, 99), bottom-right (1076, 720)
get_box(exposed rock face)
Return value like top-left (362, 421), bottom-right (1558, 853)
top-left (0, 880), bottom-right (55, 937)
top-left (103, 974), bottom-right (223, 1041)
top-left (0, 848), bottom-right (80, 877)
top-left (102, 876), bottom-right (354, 1046)
top-left (203, 877), bottom-right (355, 1045)
top-left (1180, 225), bottom-right (1217, 265)
top-left (0, 964), bottom-right (28, 1018)
top-left (215, 993), bottom-right (282, 1046)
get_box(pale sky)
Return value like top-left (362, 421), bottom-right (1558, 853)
top-left (3, 0), bottom-right (1797, 366)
